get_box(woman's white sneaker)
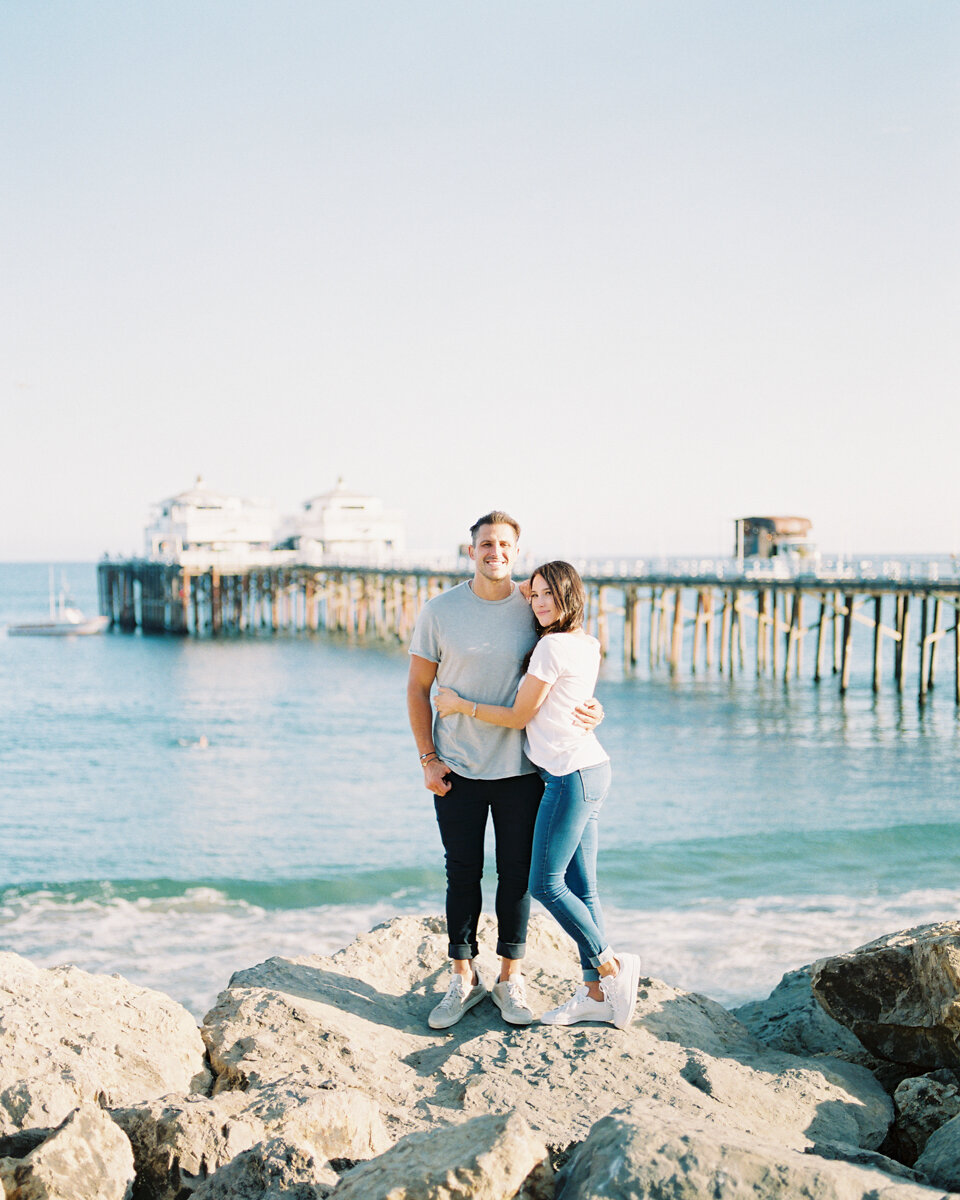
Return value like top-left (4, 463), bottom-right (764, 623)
top-left (428, 969), bottom-right (487, 1029)
top-left (599, 953), bottom-right (641, 1029)
top-left (541, 985), bottom-right (614, 1025)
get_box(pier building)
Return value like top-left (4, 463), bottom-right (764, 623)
top-left (145, 476), bottom-right (406, 569)
top-left (144, 477), bottom-right (279, 567)
top-left (286, 478), bottom-right (405, 564)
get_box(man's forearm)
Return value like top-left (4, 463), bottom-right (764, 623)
top-left (407, 687), bottom-right (437, 756)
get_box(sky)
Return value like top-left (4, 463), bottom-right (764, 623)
top-left (2, 1), bottom-right (958, 562)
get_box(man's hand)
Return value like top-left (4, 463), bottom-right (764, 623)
top-left (573, 697), bottom-right (604, 730)
top-left (423, 757), bottom-right (452, 796)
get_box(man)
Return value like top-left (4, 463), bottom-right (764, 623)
top-left (407, 510), bottom-right (600, 1029)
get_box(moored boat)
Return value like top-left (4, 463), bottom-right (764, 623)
top-left (8, 610), bottom-right (110, 636)
top-left (7, 570), bottom-right (110, 637)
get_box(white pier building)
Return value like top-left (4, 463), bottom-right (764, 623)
top-left (144, 477), bottom-right (405, 568)
top-left (144, 477), bottom-right (280, 567)
top-left (290, 478), bottom-right (405, 564)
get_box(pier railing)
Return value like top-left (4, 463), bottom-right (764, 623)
top-left (98, 556), bottom-right (960, 703)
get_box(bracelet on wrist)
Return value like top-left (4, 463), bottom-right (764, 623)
top-left (420, 752), bottom-right (439, 767)
top-left (471, 701), bottom-right (478, 717)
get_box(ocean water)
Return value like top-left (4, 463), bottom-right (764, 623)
top-left (2, 561), bottom-right (959, 1019)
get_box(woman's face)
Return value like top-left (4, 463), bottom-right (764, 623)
top-left (529, 574), bottom-right (559, 628)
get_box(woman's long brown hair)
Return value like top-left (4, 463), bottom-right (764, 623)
top-left (522, 560), bottom-right (586, 672)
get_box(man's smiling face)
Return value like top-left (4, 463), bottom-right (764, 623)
top-left (469, 523), bottom-right (519, 584)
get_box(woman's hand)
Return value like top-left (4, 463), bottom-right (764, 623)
top-left (434, 686), bottom-right (466, 718)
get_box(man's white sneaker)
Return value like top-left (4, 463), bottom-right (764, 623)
top-left (541, 985), bottom-right (614, 1026)
top-left (491, 977), bottom-right (534, 1026)
top-left (599, 952), bottom-right (641, 1029)
top-left (428, 969), bottom-right (487, 1030)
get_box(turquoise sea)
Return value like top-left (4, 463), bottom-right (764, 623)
top-left (2, 562), bottom-right (959, 1018)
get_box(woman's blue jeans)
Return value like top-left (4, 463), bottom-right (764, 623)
top-left (528, 761), bottom-right (613, 982)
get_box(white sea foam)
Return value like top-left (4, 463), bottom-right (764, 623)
top-left (4, 885), bottom-right (960, 1020)
top-left (0, 888), bottom-right (424, 1019)
top-left (604, 887), bottom-right (960, 1007)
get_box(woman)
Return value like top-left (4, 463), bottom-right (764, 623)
top-left (434, 561), bottom-right (640, 1029)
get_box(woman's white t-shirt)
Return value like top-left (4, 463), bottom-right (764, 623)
top-left (523, 632), bottom-right (608, 775)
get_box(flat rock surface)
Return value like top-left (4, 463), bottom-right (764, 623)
top-left (201, 914), bottom-right (892, 1152)
top-left (0, 952), bottom-right (208, 1137)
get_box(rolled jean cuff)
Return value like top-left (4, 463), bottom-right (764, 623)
top-left (591, 946), bottom-right (616, 969)
top-left (496, 940), bottom-right (526, 960)
top-left (448, 942), bottom-right (479, 961)
top-left (583, 969), bottom-right (601, 982)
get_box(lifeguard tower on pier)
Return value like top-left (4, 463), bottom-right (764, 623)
top-left (736, 516), bottom-right (816, 561)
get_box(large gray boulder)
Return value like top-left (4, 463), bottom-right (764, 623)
top-left (0, 1102), bottom-right (135, 1200)
top-left (0, 953), bottom-right (209, 1136)
top-left (332, 1110), bottom-right (553, 1200)
top-left (112, 1078), bottom-right (388, 1199)
top-left (812, 923), bottom-right (960, 1072)
top-left (555, 1101), bottom-right (956, 1200)
top-left (734, 964), bottom-right (875, 1060)
top-left (201, 914), bottom-right (891, 1153)
top-left (915, 1112), bottom-right (960, 1191)
top-left (890, 1071), bottom-right (960, 1165)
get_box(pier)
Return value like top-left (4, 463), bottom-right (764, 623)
top-left (98, 557), bottom-right (960, 703)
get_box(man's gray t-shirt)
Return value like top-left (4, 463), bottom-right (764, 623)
top-left (409, 581), bottom-right (538, 780)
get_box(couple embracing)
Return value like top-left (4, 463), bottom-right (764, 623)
top-left (407, 510), bottom-right (640, 1031)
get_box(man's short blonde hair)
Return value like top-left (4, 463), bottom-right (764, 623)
top-left (469, 511), bottom-right (521, 544)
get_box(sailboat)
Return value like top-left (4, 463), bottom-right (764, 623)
top-left (7, 570), bottom-right (110, 637)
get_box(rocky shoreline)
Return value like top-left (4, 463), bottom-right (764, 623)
top-left (4, 915), bottom-right (960, 1198)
